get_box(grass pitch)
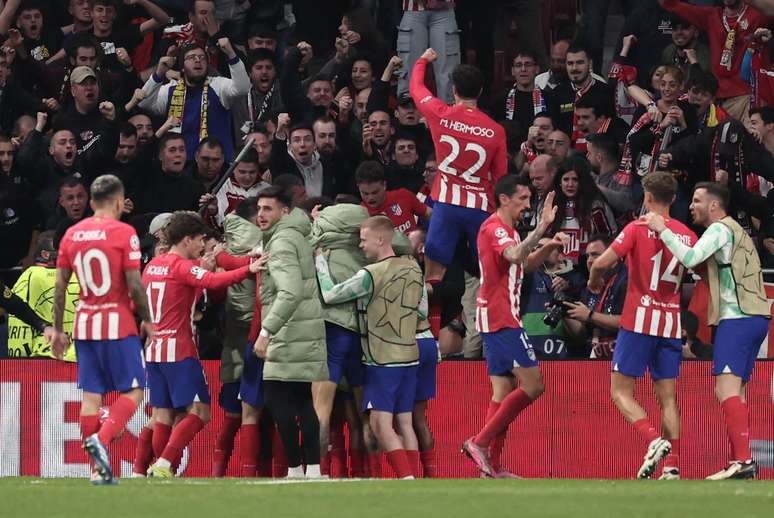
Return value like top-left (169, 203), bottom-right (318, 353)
top-left (2, 478), bottom-right (773, 518)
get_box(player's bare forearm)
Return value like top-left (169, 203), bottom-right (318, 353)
top-left (524, 240), bottom-right (561, 274)
top-left (504, 224), bottom-right (548, 265)
top-left (125, 269), bottom-right (152, 322)
top-left (52, 268), bottom-right (71, 331)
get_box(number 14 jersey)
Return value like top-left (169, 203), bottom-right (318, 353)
top-left (57, 217), bottom-right (142, 341)
top-left (611, 219), bottom-right (697, 339)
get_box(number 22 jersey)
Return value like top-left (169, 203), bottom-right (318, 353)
top-left (611, 219), bottom-right (697, 339)
top-left (57, 217), bottom-right (142, 341)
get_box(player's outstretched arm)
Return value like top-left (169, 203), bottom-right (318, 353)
top-left (644, 214), bottom-right (728, 268)
top-left (314, 251), bottom-right (373, 304)
top-left (503, 192), bottom-right (558, 266)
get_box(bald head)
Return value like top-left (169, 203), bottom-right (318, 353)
top-left (529, 154), bottom-right (558, 197)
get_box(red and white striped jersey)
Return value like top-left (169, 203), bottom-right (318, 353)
top-left (476, 213), bottom-right (523, 333)
top-left (611, 219), bottom-right (697, 339)
top-left (57, 217), bottom-right (142, 341)
top-left (213, 177), bottom-right (270, 226)
top-left (410, 58), bottom-right (507, 212)
top-left (142, 253), bottom-right (251, 362)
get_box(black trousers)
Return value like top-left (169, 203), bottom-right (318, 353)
top-left (263, 380), bottom-right (320, 468)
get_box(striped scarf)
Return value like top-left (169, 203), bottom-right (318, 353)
top-left (168, 78), bottom-right (210, 142)
top-left (505, 86), bottom-right (546, 121)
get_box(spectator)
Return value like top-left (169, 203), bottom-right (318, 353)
top-left (660, 0), bottom-right (773, 122)
top-left (192, 136), bottom-right (226, 192)
top-left (128, 112), bottom-right (154, 147)
top-left (661, 16), bottom-right (711, 77)
top-left (563, 234), bottom-right (628, 358)
top-left (356, 160), bottom-right (430, 235)
top-left (232, 49), bottom-right (284, 140)
top-left (280, 43), bottom-right (340, 124)
top-left (312, 115), bottom-right (354, 195)
top-left (615, 0), bottom-right (676, 87)
top-left (45, 175), bottom-right (89, 230)
top-left (201, 148), bottom-right (269, 227)
top-left (362, 109), bottom-right (394, 165)
top-left (385, 131), bottom-right (424, 193)
top-left (0, 46), bottom-right (46, 135)
top-left (535, 39), bottom-right (606, 91)
top-left (546, 130), bottom-right (571, 162)
top-left (545, 45), bottom-right (615, 139)
top-left (416, 152), bottom-right (436, 209)
top-left (338, 7), bottom-right (389, 76)
top-left (0, 143), bottom-right (41, 271)
top-left (396, 1), bottom-right (459, 104)
top-left (139, 37), bottom-right (249, 161)
top-left (681, 309), bottom-right (713, 360)
top-left (526, 154), bottom-right (559, 228)
top-left (550, 156), bottom-right (617, 265)
top-left (515, 112), bottom-right (554, 167)
top-left (244, 124), bottom-right (272, 181)
top-left (494, 49), bottom-right (547, 137)
top-left (245, 23), bottom-right (278, 53)
top-left (572, 90), bottom-right (630, 153)
top-left (7, 0), bottom-right (63, 62)
top-left (273, 173), bottom-right (308, 208)
top-left (135, 133), bottom-right (205, 213)
top-left (686, 69), bottom-right (729, 134)
top-left (586, 133), bottom-right (638, 217)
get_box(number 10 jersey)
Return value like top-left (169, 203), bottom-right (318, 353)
top-left (611, 219), bottom-right (697, 339)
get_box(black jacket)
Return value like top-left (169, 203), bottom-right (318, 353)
top-left (134, 164), bottom-right (206, 215)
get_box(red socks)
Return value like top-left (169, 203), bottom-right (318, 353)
top-left (133, 427), bottom-right (154, 475)
top-left (721, 396), bottom-right (752, 462)
top-left (419, 449), bottom-right (436, 478)
top-left (474, 390), bottom-right (533, 448)
top-left (153, 423), bottom-right (172, 459)
top-left (490, 432), bottom-right (506, 472)
top-left (80, 415), bottom-right (100, 442)
top-left (633, 418), bottom-right (660, 444)
top-left (385, 449), bottom-right (412, 479)
top-left (97, 396), bottom-right (137, 445)
top-left (239, 424), bottom-right (259, 477)
top-left (405, 449), bottom-right (420, 478)
top-left (368, 452), bottom-right (383, 478)
top-left (664, 439), bottom-right (680, 468)
top-left (329, 420), bottom-right (347, 478)
top-left (350, 448), bottom-right (366, 478)
top-left (160, 414), bottom-right (205, 466)
top-left (212, 415), bottom-right (241, 477)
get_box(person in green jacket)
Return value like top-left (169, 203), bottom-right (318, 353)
top-left (253, 186), bottom-right (328, 479)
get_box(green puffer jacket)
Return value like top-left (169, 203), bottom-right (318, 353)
top-left (310, 204), bottom-right (368, 332)
top-left (221, 213), bottom-right (261, 383)
top-left (261, 208), bottom-right (328, 382)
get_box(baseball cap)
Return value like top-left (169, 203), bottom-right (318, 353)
top-left (397, 93), bottom-right (416, 107)
top-left (148, 212), bottom-right (172, 236)
top-left (70, 66), bottom-right (97, 85)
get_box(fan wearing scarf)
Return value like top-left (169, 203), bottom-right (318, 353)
top-left (139, 37), bottom-right (250, 161)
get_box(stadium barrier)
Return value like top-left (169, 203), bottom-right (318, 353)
top-left (1, 360), bottom-right (772, 479)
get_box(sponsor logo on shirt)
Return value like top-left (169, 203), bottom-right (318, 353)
top-left (641, 295), bottom-right (652, 307)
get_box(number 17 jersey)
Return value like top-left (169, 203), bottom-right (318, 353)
top-left (611, 219), bottom-right (697, 339)
top-left (57, 217), bottom-right (142, 341)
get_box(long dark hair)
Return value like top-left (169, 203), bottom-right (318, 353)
top-left (550, 156), bottom-right (606, 234)
top-left (343, 8), bottom-right (387, 69)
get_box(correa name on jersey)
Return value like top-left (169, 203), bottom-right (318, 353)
top-left (439, 118), bottom-right (496, 138)
top-left (70, 230), bottom-right (107, 241)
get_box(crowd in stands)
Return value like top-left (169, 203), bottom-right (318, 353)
top-left (1, 0), bottom-right (773, 363)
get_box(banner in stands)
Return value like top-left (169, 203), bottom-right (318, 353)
top-left (1, 360), bottom-right (772, 479)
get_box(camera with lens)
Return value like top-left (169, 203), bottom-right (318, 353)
top-left (543, 290), bottom-right (573, 328)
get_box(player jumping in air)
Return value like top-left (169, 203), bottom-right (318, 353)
top-left (143, 211), bottom-right (264, 478)
top-left (52, 175), bottom-right (154, 485)
top-left (462, 175), bottom-right (564, 478)
top-left (590, 172), bottom-right (697, 480)
top-left (410, 48), bottom-right (508, 286)
top-left (644, 182), bottom-right (771, 480)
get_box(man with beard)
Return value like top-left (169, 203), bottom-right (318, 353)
top-left (362, 110), bottom-right (394, 166)
top-left (52, 66), bottom-right (119, 151)
top-left (280, 42), bottom-right (341, 124)
top-left (661, 16), bottom-right (710, 77)
top-left (139, 38), bottom-right (250, 161)
top-left (245, 125), bottom-right (272, 181)
top-left (45, 175), bottom-right (89, 229)
top-left (271, 122), bottom-right (343, 198)
top-left (128, 112), bottom-right (154, 147)
top-left (232, 49), bottom-right (284, 140)
top-left (135, 133), bottom-right (205, 213)
top-left (545, 45), bottom-right (614, 139)
top-left (515, 112), bottom-right (554, 169)
top-left (546, 130), bottom-right (571, 162)
top-left (535, 40), bottom-right (605, 91)
top-left (660, 0), bottom-right (772, 122)
top-left (313, 115), bottom-right (354, 194)
top-left (192, 136), bottom-right (226, 193)
top-left (572, 92), bottom-right (630, 153)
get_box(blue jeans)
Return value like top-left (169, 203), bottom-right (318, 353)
top-left (397, 9), bottom-right (461, 104)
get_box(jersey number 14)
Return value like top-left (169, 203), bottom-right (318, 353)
top-left (649, 250), bottom-right (684, 293)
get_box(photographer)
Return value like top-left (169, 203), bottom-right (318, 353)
top-left (562, 235), bottom-right (628, 358)
top-left (521, 237), bottom-right (584, 358)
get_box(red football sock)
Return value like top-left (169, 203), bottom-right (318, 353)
top-left (386, 449), bottom-right (412, 479)
top-left (474, 389), bottom-right (533, 447)
top-left (484, 400), bottom-right (501, 423)
top-left (664, 438), bottom-right (680, 468)
top-left (405, 449), bottom-right (421, 478)
top-left (97, 396), bottom-right (137, 445)
top-left (160, 414), bottom-right (205, 466)
top-left (133, 427), bottom-right (154, 474)
top-left (320, 453), bottom-right (330, 476)
top-left (368, 452), bottom-right (383, 478)
top-left (420, 449), bottom-right (436, 478)
top-left (633, 418), bottom-right (660, 444)
top-left (329, 419), bottom-right (347, 478)
top-left (239, 424), bottom-right (259, 477)
top-left (490, 432), bottom-right (506, 472)
top-left (212, 415), bottom-right (241, 477)
top-left (722, 396), bottom-right (752, 462)
top-left (272, 429), bottom-right (288, 477)
top-left (350, 448), bottom-right (366, 478)
top-left (80, 415), bottom-right (100, 442)
top-left (153, 422), bottom-right (172, 459)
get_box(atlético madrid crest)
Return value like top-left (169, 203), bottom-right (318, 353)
top-left (390, 204), bottom-right (403, 216)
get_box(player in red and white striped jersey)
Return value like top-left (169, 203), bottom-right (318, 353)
top-left (588, 172), bottom-right (697, 480)
top-left (410, 48), bottom-right (508, 285)
top-left (462, 175), bottom-right (564, 478)
top-left (53, 174), bottom-right (155, 485)
top-left (144, 211), bottom-right (263, 478)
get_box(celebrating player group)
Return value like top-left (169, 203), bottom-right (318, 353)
top-left (49, 47), bottom-right (769, 485)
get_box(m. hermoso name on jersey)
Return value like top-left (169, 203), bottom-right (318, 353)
top-left (439, 119), bottom-right (496, 138)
